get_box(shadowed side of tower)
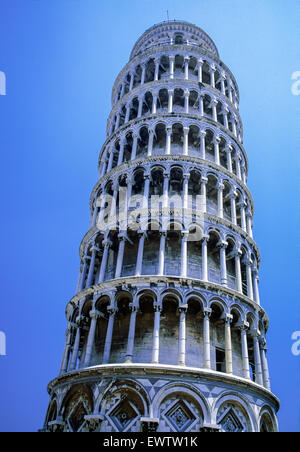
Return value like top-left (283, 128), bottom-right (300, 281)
top-left (42, 21), bottom-right (279, 433)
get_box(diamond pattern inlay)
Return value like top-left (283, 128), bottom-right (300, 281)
top-left (110, 400), bottom-right (138, 431)
top-left (165, 401), bottom-right (196, 432)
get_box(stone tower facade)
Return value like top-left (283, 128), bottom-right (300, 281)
top-left (43, 21), bottom-right (279, 433)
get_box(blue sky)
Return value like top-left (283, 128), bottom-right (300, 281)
top-left (0, 0), bottom-right (299, 432)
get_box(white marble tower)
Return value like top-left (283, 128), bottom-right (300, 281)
top-left (43, 21), bottom-right (279, 433)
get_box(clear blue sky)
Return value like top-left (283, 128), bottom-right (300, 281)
top-left (0, 0), bottom-right (299, 432)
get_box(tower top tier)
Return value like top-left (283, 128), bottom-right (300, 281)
top-left (130, 20), bottom-right (220, 60)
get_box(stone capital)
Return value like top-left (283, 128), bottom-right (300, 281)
top-left (217, 240), bottom-right (228, 249)
top-left (202, 234), bottom-right (210, 243)
top-left (89, 309), bottom-right (101, 320)
top-left (238, 321), bottom-right (250, 331)
top-left (203, 307), bottom-right (212, 317)
top-left (102, 239), bottom-right (112, 248)
top-left (153, 303), bottom-right (162, 312)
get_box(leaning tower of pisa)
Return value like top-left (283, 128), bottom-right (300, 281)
top-left (43, 21), bottom-right (279, 433)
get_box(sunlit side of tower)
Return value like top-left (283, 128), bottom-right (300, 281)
top-left (43, 21), bottom-right (279, 433)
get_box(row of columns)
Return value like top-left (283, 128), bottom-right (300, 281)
top-left (77, 230), bottom-right (259, 304)
top-left (60, 304), bottom-right (270, 391)
top-left (115, 58), bottom-right (238, 108)
top-left (93, 176), bottom-right (252, 237)
top-left (110, 90), bottom-right (241, 141)
top-left (100, 132), bottom-right (246, 185)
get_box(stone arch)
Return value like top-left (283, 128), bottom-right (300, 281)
top-left (152, 382), bottom-right (211, 430)
top-left (212, 391), bottom-right (255, 432)
top-left (60, 384), bottom-right (94, 432)
top-left (45, 397), bottom-right (58, 424)
top-left (98, 380), bottom-right (149, 432)
top-left (259, 405), bottom-right (277, 432)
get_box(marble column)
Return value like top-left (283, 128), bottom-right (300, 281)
top-left (252, 267), bottom-right (260, 305)
top-left (240, 324), bottom-right (250, 379)
top-left (260, 339), bottom-right (271, 390)
top-left (102, 308), bottom-right (116, 364)
top-left (135, 230), bottom-right (146, 276)
top-left (107, 148), bottom-right (115, 172)
top-left (201, 235), bottom-right (209, 282)
top-left (252, 331), bottom-right (263, 385)
top-left (184, 90), bottom-right (189, 114)
top-left (115, 234), bottom-right (126, 278)
top-left (141, 64), bottom-right (146, 85)
top-left (214, 135), bottom-right (221, 165)
top-left (166, 127), bottom-right (172, 154)
top-left (125, 103), bottom-right (130, 123)
top-left (168, 89), bottom-right (174, 113)
top-left (86, 247), bottom-right (97, 287)
top-left (217, 182), bottom-right (224, 219)
top-left (180, 230), bottom-right (189, 278)
top-left (84, 310), bottom-right (100, 367)
top-left (163, 172), bottom-right (169, 208)
top-left (230, 191), bottom-right (237, 225)
top-left (203, 308), bottom-right (212, 369)
top-left (199, 130), bottom-right (207, 160)
top-left (131, 133), bottom-right (139, 160)
top-left (137, 97), bottom-right (143, 117)
top-left (200, 176), bottom-right (208, 213)
top-left (221, 73), bottom-right (226, 95)
top-left (197, 59), bottom-right (203, 83)
top-left (158, 231), bottom-right (166, 275)
top-left (59, 324), bottom-right (72, 375)
top-left (183, 126), bottom-right (189, 155)
top-left (129, 71), bottom-right (134, 91)
top-left (152, 304), bottom-right (161, 363)
top-left (199, 95), bottom-right (204, 117)
top-left (154, 58), bottom-right (160, 81)
top-left (244, 258), bottom-right (254, 300)
top-left (98, 239), bottom-right (111, 283)
top-left (219, 241), bottom-right (228, 286)
top-left (226, 146), bottom-right (233, 173)
top-left (178, 306), bottom-right (187, 365)
top-left (147, 129), bottom-right (154, 156)
top-left (69, 319), bottom-right (81, 371)
top-left (169, 56), bottom-right (175, 79)
top-left (143, 174), bottom-right (150, 209)
top-left (184, 57), bottom-right (190, 80)
top-left (212, 98), bottom-right (218, 122)
top-left (235, 249), bottom-right (243, 293)
top-left (239, 202), bottom-right (247, 232)
top-left (117, 138), bottom-right (125, 166)
top-left (79, 258), bottom-right (88, 291)
top-left (246, 210), bottom-right (253, 238)
top-left (223, 107), bottom-right (229, 129)
top-left (224, 314), bottom-right (233, 374)
top-left (152, 94), bottom-right (158, 114)
top-left (210, 65), bottom-right (216, 88)
top-left (125, 305), bottom-right (138, 362)
top-left (182, 173), bottom-right (189, 209)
